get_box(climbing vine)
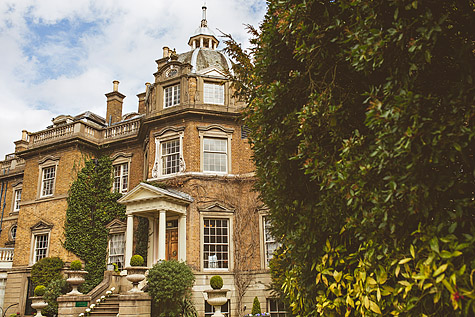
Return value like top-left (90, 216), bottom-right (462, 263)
top-left (135, 216), bottom-right (149, 264)
top-left (64, 156), bottom-right (126, 292)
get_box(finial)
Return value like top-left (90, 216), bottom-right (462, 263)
top-left (201, 4), bottom-right (207, 27)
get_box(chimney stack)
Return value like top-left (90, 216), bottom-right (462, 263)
top-left (105, 80), bottom-right (125, 125)
top-left (163, 46), bottom-right (170, 58)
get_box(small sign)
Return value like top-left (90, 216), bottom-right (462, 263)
top-left (75, 301), bottom-right (88, 307)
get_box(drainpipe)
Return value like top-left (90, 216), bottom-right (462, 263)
top-left (0, 181), bottom-right (7, 236)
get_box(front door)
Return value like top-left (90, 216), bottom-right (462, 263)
top-left (166, 229), bottom-right (178, 260)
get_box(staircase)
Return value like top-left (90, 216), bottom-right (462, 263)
top-left (89, 295), bottom-right (119, 316)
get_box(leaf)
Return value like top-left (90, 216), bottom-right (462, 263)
top-left (430, 237), bottom-right (439, 253)
top-left (410, 245), bottom-right (415, 258)
top-left (334, 270), bottom-right (342, 283)
top-left (398, 258), bottom-right (412, 265)
top-left (369, 300), bottom-right (382, 314)
top-left (433, 264), bottom-right (448, 277)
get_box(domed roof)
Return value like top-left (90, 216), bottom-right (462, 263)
top-left (177, 48), bottom-right (233, 76)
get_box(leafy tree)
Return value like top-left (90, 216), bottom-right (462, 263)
top-left (64, 156), bottom-right (125, 292)
top-left (43, 278), bottom-right (69, 316)
top-left (225, 0), bottom-right (475, 315)
top-left (147, 260), bottom-right (196, 317)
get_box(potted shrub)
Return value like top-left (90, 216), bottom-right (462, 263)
top-left (65, 260), bottom-right (87, 295)
top-left (125, 255), bottom-right (147, 293)
top-left (31, 285), bottom-right (48, 317)
top-left (204, 275), bottom-right (229, 317)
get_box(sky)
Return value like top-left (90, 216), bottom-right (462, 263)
top-left (0, 0), bottom-right (267, 159)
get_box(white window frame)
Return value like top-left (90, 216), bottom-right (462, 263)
top-left (37, 156), bottom-right (59, 199)
top-left (164, 84), bottom-right (181, 108)
top-left (108, 233), bottom-right (125, 269)
top-left (198, 125), bottom-right (233, 174)
top-left (204, 82), bottom-right (225, 105)
top-left (12, 183), bottom-right (22, 212)
top-left (200, 206), bottom-right (234, 272)
top-left (111, 153), bottom-right (132, 194)
top-left (113, 163), bottom-right (129, 193)
top-left (259, 213), bottom-right (281, 269)
top-left (152, 127), bottom-right (185, 179)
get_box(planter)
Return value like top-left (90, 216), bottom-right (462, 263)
top-left (65, 270), bottom-right (88, 295)
top-left (31, 296), bottom-right (48, 317)
top-left (125, 266), bottom-right (148, 293)
top-left (204, 289), bottom-right (229, 317)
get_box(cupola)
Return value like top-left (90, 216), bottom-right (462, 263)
top-left (188, 5), bottom-right (219, 50)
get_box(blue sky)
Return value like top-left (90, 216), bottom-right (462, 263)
top-left (0, 0), bottom-right (267, 159)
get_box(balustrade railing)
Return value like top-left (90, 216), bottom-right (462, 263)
top-left (104, 120), bottom-right (140, 139)
top-left (31, 124), bottom-right (74, 144)
top-left (0, 248), bottom-right (14, 262)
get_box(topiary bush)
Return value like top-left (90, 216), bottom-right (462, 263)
top-left (130, 254), bottom-right (144, 267)
top-left (70, 260), bottom-right (82, 271)
top-left (147, 260), bottom-right (195, 317)
top-left (31, 257), bottom-right (64, 288)
top-left (209, 275), bottom-right (223, 290)
top-left (251, 296), bottom-right (261, 315)
top-left (34, 285), bottom-right (46, 297)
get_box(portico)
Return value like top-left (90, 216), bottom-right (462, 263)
top-left (117, 183), bottom-right (193, 267)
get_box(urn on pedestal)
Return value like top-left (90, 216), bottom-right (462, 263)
top-left (204, 275), bottom-right (229, 317)
top-left (126, 255), bottom-right (148, 293)
top-left (31, 285), bottom-right (48, 317)
top-left (66, 260), bottom-right (88, 295)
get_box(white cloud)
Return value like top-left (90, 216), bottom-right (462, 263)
top-left (0, 0), bottom-right (267, 159)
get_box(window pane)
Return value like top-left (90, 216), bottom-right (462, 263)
top-left (161, 138), bottom-right (180, 175)
top-left (113, 163), bottom-right (128, 193)
top-left (204, 218), bottom-right (229, 269)
top-left (164, 84), bottom-right (180, 108)
top-left (35, 234), bottom-right (49, 263)
top-left (203, 138), bottom-right (227, 173)
top-left (204, 83), bottom-right (224, 105)
top-left (42, 166), bottom-right (56, 196)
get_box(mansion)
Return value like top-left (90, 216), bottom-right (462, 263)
top-left (0, 7), bottom-right (284, 317)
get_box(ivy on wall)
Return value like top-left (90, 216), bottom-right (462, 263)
top-left (135, 216), bottom-right (149, 264)
top-left (64, 156), bottom-right (126, 292)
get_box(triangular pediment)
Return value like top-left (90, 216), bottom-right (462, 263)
top-left (118, 183), bottom-right (192, 206)
top-left (31, 220), bottom-right (53, 231)
top-left (198, 67), bottom-right (226, 78)
top-left (106, 218), bottom-right (126, 230)
top-left (199, 202), bottom-right (234, 213)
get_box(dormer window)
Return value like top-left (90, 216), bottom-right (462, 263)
top-left (204, 82), bottom-right (224, 105)
top-left (164, 84), bottom-right (180, 108)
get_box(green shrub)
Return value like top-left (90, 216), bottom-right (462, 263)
top-left (251, 296), bottom-right (261, 315)
top-left (209, 275), bottom-right (223, 289)
top-left (147, 260), bottom-right (195, 317)
top-left (31, 257), bottom-right (64, 288)
top-left (70, 260), bottom-right (82, 270)
top-left (43, 278), bottom-right (69, 316)
top-left (130, 254), bottom-right (144, 266)
top-left (34, 285), bottom-right (46, 297)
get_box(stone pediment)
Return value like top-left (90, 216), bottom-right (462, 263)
top-left (198, 67), bottom-right (226, 78)
top-left (199, 202), bottom-right (234, 213)
top-left (106, 219), bottom-right (126, 234)
top-left (118, 183), bottom-right (192, 216)
top-left (31, 220), bottom-right (53, 231)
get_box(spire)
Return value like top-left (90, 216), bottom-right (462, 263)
top-left (201, 5), bottom-right (207, 27)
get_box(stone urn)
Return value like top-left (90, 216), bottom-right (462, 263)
top-left (31, 296), bottom-right (48, 317)
top-left (204, 289), bottom-right (229, 317)
top-left (125, 267), bottom-right (147, 293)
top-left (65, 270), bottom-right (88, 295)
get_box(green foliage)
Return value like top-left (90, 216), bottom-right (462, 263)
top-left (251, 297), bottom-right (261, 315)
top-left (64, 156), bottom-right (126, 293)
top-left (226, 0), bottom-right (475, 315)
top-left (34, 285), bottom-right (46, 297)
top-left (180, 298), bottom-right (198, 317)
top-left (130, 255), bottom-right (144, 267)
top-left (43, 278), bottom-right (69, 316)
top-left (70, 260), bottom-right (82, 271)
top-left (147, 260), bottom-right (196, 317)
top-left (210, 275), bottom-right (223, 289)
top-left (31, 257), bottom-right (64, 288)
top-left (135, 216), bottom-right (149, 264)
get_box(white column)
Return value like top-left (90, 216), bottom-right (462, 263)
top-left (200, 38), bottom-right (203, 48)
top-left (147, 216), bottom-right (154, 267)
top-left (178, 215), bottom-right (187, 261)
top-left (152, 216), bottom-right (159, 263)
top-left (158, 210), bottom-right (166, 260)
top-left (208, 38), bottom-right (212, 49)
top-left (125, 214), bottom-right (134, 268)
